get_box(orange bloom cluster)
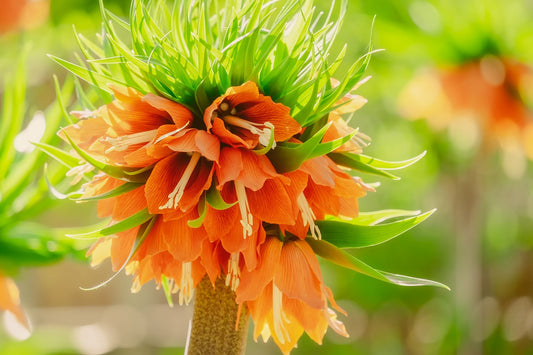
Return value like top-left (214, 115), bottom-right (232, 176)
top-left (65, 81), bottom-right (369, 352)
top-left (0, 0), bottom-right (49, 34)
top-left (399, 56), bottom-right (533, 159)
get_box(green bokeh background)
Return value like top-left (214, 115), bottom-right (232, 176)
top-left (1, 0), bottom-right (532, 354)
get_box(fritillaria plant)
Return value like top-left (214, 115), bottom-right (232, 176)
top-left (42, 0), bottom-right (448, 353)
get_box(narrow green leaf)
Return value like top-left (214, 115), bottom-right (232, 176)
top-left (66, 209), bottom-right (152, 239)
top-left (33, 142), bottom-right (83, 169)
top-left (73, 182), bottom-right (144, 202)
top-left (354, 151), bottom-right (427, 170)
top-left (307, 239), bottom-right (449, 290)
top-left (48, 55), bottom-right (124, 93)
top-left (81, 216), bottom-right (157, 290)
top-left (267, 122), bottom-right (331, 173)
top-left (206, 185), bottom-right (236, 210)
top-left (161, 276), bottom-right (174, 307)
top-left (61, 130), bottom-right (149, 183)
top-left (317, 209), bottom-right (436, 248)
top-left (328, 152), bottom-right (400, 180)
top-left (350, 209), bottom-right (423, 226)
top-left (187, 195), bottom-right (207, 228)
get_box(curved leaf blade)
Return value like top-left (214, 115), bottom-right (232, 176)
top-left (66, 208), bottom-right (152, 239)
top-left (317, 209), bottom-right (436, 248)
top-left (307, 239), bottom-right (449, 290)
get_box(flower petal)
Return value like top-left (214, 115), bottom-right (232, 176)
top-left (274, 240), bottom-right (324, 309)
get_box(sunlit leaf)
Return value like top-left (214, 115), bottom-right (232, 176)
top-left (307, 239), bottom-right (449, 290)
top-left (317, 209), bottom-right (436, 248)
top-left (66, 209), bottom-right (152, 239)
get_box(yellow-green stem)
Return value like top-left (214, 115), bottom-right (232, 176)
top-left (187, 276), bottom-right (249, 355)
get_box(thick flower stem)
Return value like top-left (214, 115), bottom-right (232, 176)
top-left (187, 276), bottom-right (249, 355)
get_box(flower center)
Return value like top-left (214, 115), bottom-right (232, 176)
top-left (104, 129), bottom-right (158, 153)
top-left (159, 152), bottom-right (201, 210)
top-left (234, 181), bottom-right (253, 239)
top-left (297, 193), bottom-right (321, 240)
top-left (216, 101), bottom-right (276, 148)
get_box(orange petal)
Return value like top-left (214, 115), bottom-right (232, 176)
top-left (108, 85), bottom-right (144, 102)
top-left (238, 96), bottom-right (301, 142)
top-left (110, 227), bottom-right (138, 271)
top-left (145, 153), bottom-right (213, 214)
top-left (136, 217), bottom-right (166, 258)
top-left (240, 223), bottom-right (266, 271)
top-left (204, 204), bottom-right (239, 243)
top-left (200, 240), bottom-right (225, 285)
top-left (0, 274), bottom-right (29, 331)
top-left (236, 150), bottom-right (287, 191)
top-left (112, 185), bottom-right (147, 221)
top-left (274, 240), bottom-right (324, 309)
top-left (283, 297), bottom-right (329, 344)
top-left (247, 179), bottom-right (296, 225)
top-left (216, 147), bottom-right (243, 187)
top-left (211, 116), bottom-right (254, 149)
top-left (165, 129), bottom-right (220, 162)
top-left (162, 211), bottom-right (207, 262)
top-left (142, 93), bottom-right (194, 127)
top-left (300, 156), bottom-right (335, 187)
top-left (236, 237), bottom-right (282, 303)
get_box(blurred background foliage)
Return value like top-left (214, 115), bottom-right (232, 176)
top-left (0, 0), bottom-right (532, 354)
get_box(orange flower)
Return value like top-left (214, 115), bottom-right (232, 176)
top-left (398, 56), bottom-right (533, 159)
top-left (236, 238), bottom-right (347, 354)
top-left (65, 81), bottom-right (370, 352)
top-left (0, 0), bottom-right (49, 34)
top-left (204, 82), bottom-right (301, 150)
top-left (0, 274), bottom-right (29, 331)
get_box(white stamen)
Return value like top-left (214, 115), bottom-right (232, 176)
top-left (71, 109), bottom-right (95, 120)
top-left (223, 115), bottom-right (276, 148)
top-left (272, 284), bottom-right (291, 344)
top-left (130, 278), bottom-right (142, 293)
top-left (297, 193), bottom-right (321, 240)
top-left (225, 253), bottom-right (241, 291)
top-left (352, 176), bottom-right (376, 192)
top-left (154, 122), bottom-right (189, 144)
top-left (234, 181), bottom-right (253, 238)
top-left (66, 163), bottom-right (94, 185)
top-left (178, 262), bottom-right (194, 305)
top-left (159, 152), bottom-right (201, 210)
top-left (343, 127), bottom-right (371, 154)
top-left (104, 129), bottom-right (158, 153)
top-left (324, 308), bottom-right (349, 337)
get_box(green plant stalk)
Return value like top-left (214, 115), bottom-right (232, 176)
top-left (188, 276), bottom-right (249, 355)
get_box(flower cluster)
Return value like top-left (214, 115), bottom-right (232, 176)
top-left (64, 80), bottom-right (370, 352)
top-left (47, 1), bottom-right (445, 353)
top-left (399, 56), bottom-right (533, 159)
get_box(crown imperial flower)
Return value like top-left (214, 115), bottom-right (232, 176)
top-left (46, 1), bottom-right (447, 353)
